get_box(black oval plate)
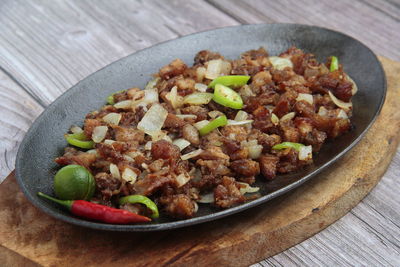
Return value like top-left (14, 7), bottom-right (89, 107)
top-left (16, 24), bottom-right (386, 231)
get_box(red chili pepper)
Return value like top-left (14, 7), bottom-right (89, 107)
top-left (37, 192), bottom-right (151, 224)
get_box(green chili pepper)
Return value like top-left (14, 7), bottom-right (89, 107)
top-left (208, 75), bottom-right (250, 88)
top-left (199, 115), bottom-right (228, 136)
top-left (54, 165), bottom-right (95, 200)
top-left (330, 56), bottom-right (339, 72)
top-left (119, 195), bottom-right (159, 219)
top-left (272, 142), bottom-right (304, 151)
top-left (64, 132), bottom-right (94, 149)
top-left (213, 84), bottom-right (244, 109)
top-left (107, 90), bottom-right (126, 105)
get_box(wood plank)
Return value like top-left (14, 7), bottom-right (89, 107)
top-left (207, 0), bottom-right (400, 61)
top-left (0, 0), bottom-right (237, 106)
top-left (0, 70), bottom-right (43, 181)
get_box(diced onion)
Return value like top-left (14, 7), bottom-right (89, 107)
top-left (175, 172), bottom-right (191, 187)
top-left (142, 88), bottom-right (159, 104)
top-left (318, 106), bottom-right (328, 116)
top-left (114, 100), bottom-right (133, 109)
top-left (123, 154), bottom-right (134, 162)
top-left (109, 163), bottom-right (121, 179)
top-left (269, 56), bottom-right (293, 70)
top-left (122, 168), bottom-right (137, 184)
top-left (137, 104), bottom-right (168, 135)
top-left (102, 112), bottom-right (122, 125)
top-left (70, 125), bottom-right (83, 134)
top-left (92, 126), bottom-right (108, 143)
top-left (144, 141), bottom-right (152, 150)
top-left (346, 75), bottom-right (358, 95)
top-left (193, 120), bottom-right (210, 130)
top-left (172, 138), bottom-right (191, 151)
top-left (176, 114), bottom-right (197, 120)
top-left (196, 67), bottom-right (206, 81)
top-left (299, 145), bottom-right (312, 161)
top-left (183, 92), bottom-right (213, 105)
top-left (103, 139), bottom-right (115, 145)
top-left (280, 112), bottom-right (296, 122)
top-left (227, 119), bottom-right (254, 126)
top-left (197, 192), bottom-right (214, 203)
top-left (248, 144), bottom-right (263, 159)
top-left (144, 77), bottom-right (160, 90)
top-left (271, 113), bottom-right (279, 125)
top-left (86, 149), bottom-right (98, 155)
top-left (239, 84), bottom-right (255, 97)
top-left (208, 110), bottom-right (224, 119)
top-left (234, 110), bottom-right (249, 121)
top-left (195, 83), bottom-right (208, 92)
top-left (296, 93), bottom-right (313, 105)
top-left (205, 59), bottom-right (222, 80)
top-left (238, 182), bottom-right (260, 194)
top-left (328, 91), bottom-right (352, 111)
top-left (337, 109), bottom-right (348, 119)
top-left (165, 86), bottom-right (184, 109)
top-left (181, 149), bottom-right (203, 160)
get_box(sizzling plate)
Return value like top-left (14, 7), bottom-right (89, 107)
top-left (15, 24), bottom-right (386, 231)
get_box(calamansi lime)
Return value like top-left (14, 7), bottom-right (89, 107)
top-left (54, 165), bottom-right (95, 200)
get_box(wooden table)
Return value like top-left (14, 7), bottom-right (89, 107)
top-left (0, 0), bottom-right (399, 266)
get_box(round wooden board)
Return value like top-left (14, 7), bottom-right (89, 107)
top-left (0, 57), bottom-right (399, 267)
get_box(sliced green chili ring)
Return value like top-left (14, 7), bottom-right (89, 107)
top-left (213, 84), bottom-right (243, 109)
top-left (330, 56), bottom-right (339, 72)
top-left (107, 90), bottom-right (126, 105)
top-left (272, 142), bottom-right (304, 151)
top-left (64, 132), bottom-right (94, 149)
top-left (199, 115), bottom-right (228, 136)
top-left (208, 75), bottom-right (250, 88)
top-left (119, 195), bottom-right (159, 219)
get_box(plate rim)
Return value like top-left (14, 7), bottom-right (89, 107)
top-left (15, 23), bottom-right (387, 231)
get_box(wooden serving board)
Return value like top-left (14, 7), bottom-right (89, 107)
top-left (1, 57), bottom-right (399, 267)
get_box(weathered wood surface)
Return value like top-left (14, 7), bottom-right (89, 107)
top-left (0, 0), bottom-right (399, 265)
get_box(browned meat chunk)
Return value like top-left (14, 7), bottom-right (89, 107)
top-left (133, 168), bottom-right (174, 196)
top-left (159, 59), bottom-right (187, 79)
top-left (151, 140), bottom-right (180, 161)
top-left (55, 148), bottom-right (97, 170)
top-left (214, 176), bottom-right (245, 208)
top-left (182, 124), bottom-right (200, 146)
top-left (196, 159), bottom-right (231, 177)
top-left (113, 126), bottom-right (144, 144)
top-left (163, 113), bottom-right (186, 128)
top-left (230, 159), bottom-right (260, 177)
top-left (194, 50), bottom-right (223, 65)
top-left (83, 118), bottom-right (102, 137)
top-left (160, 194), bottom-right (196, 219)
top-left (95, 172), bottom-right (121, 200)
top-left (199, 146), bottom-right (230, 161)
top-left (259, 154), bottom-right (279, 179)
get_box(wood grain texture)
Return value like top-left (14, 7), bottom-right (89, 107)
top-left (0, 58), bottom-right (399, 266)
top-left (0, 70), bottom-right (43, 180)
top-left (0, 0), bottom-right (399, 265)
top-left (207, 0), bottom-right (400, 61)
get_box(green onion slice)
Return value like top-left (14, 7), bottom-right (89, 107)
top-left (119, 195), bottom-right (159, 219)
top-left (208, 75), bottom-right (250, 88)
top-left (199, 115), bottom-right (228, 136)
top-left (213, 84), bottom-right (244, 109)
top-left (107, 90), bottom-right (126, 105)
top-left (64, 132), bottom-right (94, 149)
top-left (330, 56), bottom-right (339, 72)
top-left (272, 142), bottom-right (304, 151)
